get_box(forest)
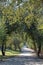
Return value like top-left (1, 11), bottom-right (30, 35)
top-left (0, 0), bottom-right (43, 57)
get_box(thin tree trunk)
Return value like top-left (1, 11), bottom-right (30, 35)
top-left (2, 43), bottom-right (5, 56)
top-left (1, 39), bottom-right (6, 56)
top-left (37, 43), bottom-right (41, 57)
top-left (14, 44), bottom-right (17, 51)
top-left (33, 42), bottom-right (37, 52)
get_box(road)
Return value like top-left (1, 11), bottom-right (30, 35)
top-left (19, 46), bottom-right (36, 56)
top-left (0, 47), bottom-right (43, 65)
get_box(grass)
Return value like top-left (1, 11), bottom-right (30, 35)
top-left (0, 49), bottom-right (20, 60)
top-left (6, 49), bottom-right (20, 56)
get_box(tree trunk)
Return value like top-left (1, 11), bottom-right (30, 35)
top-left (37, 43), bottom-right (41, 57)
top-left (34, 43), bottom-right (37, 52)
top-left (18, 45), bottom-right (21, 52)
top-left (1, 40), bottom-right (6, 56)
top-left (2, 43), bottom-right (5, 56)
top-left (14, 44), bottom-right (17, 51)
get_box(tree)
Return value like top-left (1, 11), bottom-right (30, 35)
top-left (13, 37), bottom-right (21, 51)
top-left (0, 22), bottom-right (7, 56)
top-left (0, 0), bottom-right (43, 57)
top-left (29, 21), bottom-right (41, 57)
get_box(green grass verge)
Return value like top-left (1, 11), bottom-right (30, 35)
top-left (0, 50), bottom-right (20, 59)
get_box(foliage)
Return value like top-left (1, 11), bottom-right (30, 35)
top-left (0, 22), bottom-right (6, 41)
top-left (0, 0), bottom-right (43, 56)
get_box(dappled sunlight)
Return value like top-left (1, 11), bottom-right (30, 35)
top-left (0, 0), bottom-right (43, 65)
top-left (0, 56), bottom-right (43, 65)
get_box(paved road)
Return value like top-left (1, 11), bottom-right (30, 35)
top-left (0, 47), bottom-right (43, 65)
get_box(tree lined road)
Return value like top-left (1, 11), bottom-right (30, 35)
top-left (0, 0), bottom-right (43, 65)
top-left (0, 47), bottom-right (43, 65)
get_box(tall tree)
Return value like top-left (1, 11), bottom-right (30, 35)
top-left (0, 22), bottom-right (6, 56)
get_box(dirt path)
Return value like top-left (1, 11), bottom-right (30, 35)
top-left (0, 47), bottom-right (43, 65)
top-left (0, 56), bottom-right (43, 65)
top-left (19, 47), bottom-right (36, 56)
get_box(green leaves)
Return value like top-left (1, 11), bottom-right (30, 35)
top-left (0, 22), bottom-right (6, 41)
